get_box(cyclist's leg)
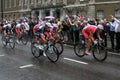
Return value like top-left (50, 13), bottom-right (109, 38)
top-left (3, 30), bottom-right (7, 37)
top-left (82, 30), bottom-right (92, 55)
top-left (15, 28), bottom-right (20, 38)
top-left (40, 34), bottom-right (46, 44)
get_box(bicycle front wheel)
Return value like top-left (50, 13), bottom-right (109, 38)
top-left (1, 36), bottom-right (7, 47)
top-left (92, 46), bottom-right (108, 62)
top-left (46, 45), bottom-right (59, 63)
top-left (31, 43), bottom-right (41, 58)
top-left (9, 37), bottom-right (15, 49)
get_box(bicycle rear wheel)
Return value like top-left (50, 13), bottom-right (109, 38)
top-left (46, 45), bottom-right (59, 63)
top-left (92, 46), bottom-right (108, 62)
top-left (55, 41), bottom-right (64, 55)
top-left (74, 43), bottom-right (85, 57)
top-left (21, 32), bottom-right (28, 45)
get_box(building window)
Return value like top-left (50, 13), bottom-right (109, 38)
top-left (38, 0), bottom-right (42, 3)
top-left (25, 0), bottom-right (28, 5)
top-left (31, 0), bottom-right (34, 4)
top-left (10, 0), bottom-right (11, 8)
top-left (36, 0), bottom-right (38, 3)
top-left (14, 0), bottom-right (16, 7)
top-left (7, 0), bottom-right (10, 8)
top-left (42, 0), bottom-right (45, 5)
top-left (97, 10), bottom-right (104, 19)
top-left (19, 0), bottom-right (22, 6)
top-left (5, 0), bottom-right (7, 8)
top-left (115, 9), bottom-right (120, 18)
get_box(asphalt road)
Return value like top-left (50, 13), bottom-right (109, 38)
top-left (0, 42), bottom-right (120, 80)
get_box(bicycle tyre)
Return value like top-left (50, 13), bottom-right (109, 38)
top-left (74, 44), bottom-right (85, 57)
top-left (21, 32), bottom-right (28, 45)
top-left (9, 37), bottom-right (15, 49)
top-left (92, 45), bottom-right (108, 62)
top-left (31, 43), bottom-right (41, 58)
top-left (46, 45), bottom-right (59, 63)
top-left (55, 41), bottom-right (64, 55)
top-left (1, 36), bottom-right (7, 47)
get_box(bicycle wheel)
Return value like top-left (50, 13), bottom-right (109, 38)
top-left (46, 45), bottom-right (59, 63)
top-left (74, 43), bottom-right (85, 57)
top-left (92, 46), bottom-right (108, 62)
top-left (55, 41), bottom-right (64, 55)
top-left (9, 37), bottom-right (15, 49)
top-left (31, 43), bottom-right (41, 58)
top-left (21, 32), bottom-right (28, 45)
top-left (1, 36), bottom-right (7, 47)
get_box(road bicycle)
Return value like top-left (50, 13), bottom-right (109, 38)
top-left (15, 31), bottom-right (29, 45)
top-left (31, 35), bottom-right (59, 63)
top-left (2, 32), bottom-right (15, 49)
top-left (74, 33), bottom-right (108, 62)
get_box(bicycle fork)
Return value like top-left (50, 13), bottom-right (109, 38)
top-left (48, 44), bottom-right (54, 54)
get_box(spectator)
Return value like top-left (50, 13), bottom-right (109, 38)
top-left (28, 19), bottom-right (37, 39)
top-left (69, 17), bottom-right (79, 43)
top-left (61, 20), bottom-right (69, 42)
top-left (114, 17), bottom-right (120, 52)
top-left (103, 18), bottom-right (110, 47)
top-left (109, 15), bottom-right (119, 50)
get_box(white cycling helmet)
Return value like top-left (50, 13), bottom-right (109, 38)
top-left (7, 24), bottom-right (11, 28)
top-left (97, 24), bottom-right (103, 30)
top-left (45, 23), bottom-right (51, 27)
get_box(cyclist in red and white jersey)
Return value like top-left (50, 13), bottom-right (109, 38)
top-left (82, 25), bottom-right (103, 55)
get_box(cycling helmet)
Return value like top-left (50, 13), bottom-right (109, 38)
top-left (97, 24), bottom-right (103, 30)
top-left (7, 24), bottom-right (11, 28)
top-left (21, 23), bottom-right (24, 26)
top-left (45, 23), bottom-right (51, 28)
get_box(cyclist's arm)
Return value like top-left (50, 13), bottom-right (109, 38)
top-left (97, 29), bottom-right (101, 40)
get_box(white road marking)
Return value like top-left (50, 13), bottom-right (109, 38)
top-left (108, 52), bottom-right (120, 56)
top-left (63, 57), bottom-right (88, 65)
top-left (0, 54), bottom-right (5, 57)
top-left (19, 64), bottom-right (34, 69)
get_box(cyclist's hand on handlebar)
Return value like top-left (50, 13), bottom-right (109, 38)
top-left (99, 38), bottom-right (102, 41)
top-left (94, 40), bottom-right (98, 44)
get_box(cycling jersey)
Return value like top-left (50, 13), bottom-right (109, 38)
top-left (15, 23), bottom-right (22, 35)
top-left (2, 23), bottom-right (11, 33)
top-left (82, 25), bottom-right (97, 39)
top-left (33, 24), bottom-right (45, 36)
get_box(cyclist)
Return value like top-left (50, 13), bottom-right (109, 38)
top-left (82, 25), bottom-right (103, 55)
top-left (44, 22), bottom-right (55, 43)
top-left (22, 19), bottom-right (30, 33)
top-left (2, 22), bottom-right (12, 37)
top-left (33, 22), bottom-right (52, 45)
top-left (50, 20), bottom-right (60, 40)
top-left (15, 21), bottom-right (24, 43)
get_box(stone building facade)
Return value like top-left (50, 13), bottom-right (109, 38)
top-left (0, 0), bottom-right (120, 20)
